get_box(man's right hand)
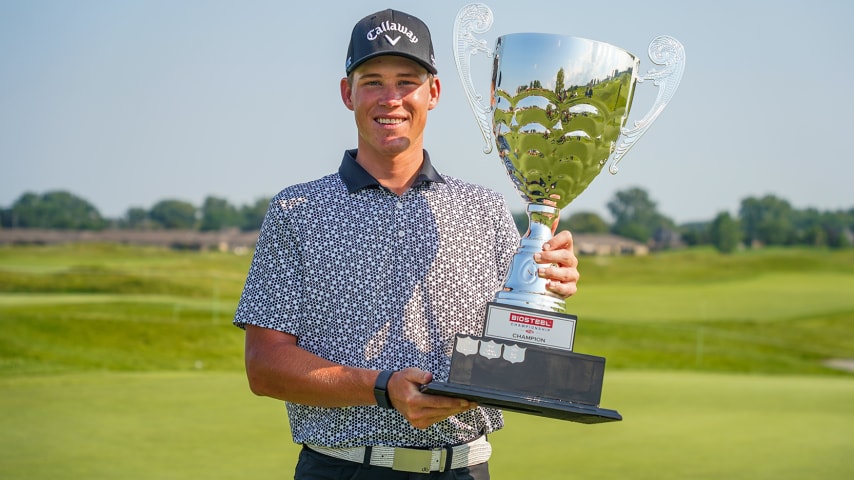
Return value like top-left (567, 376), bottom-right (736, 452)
top-left (386, 368), bottom-right (477, 429)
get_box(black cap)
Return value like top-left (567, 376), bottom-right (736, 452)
top-left (345, 9), bottom-right (437, 75)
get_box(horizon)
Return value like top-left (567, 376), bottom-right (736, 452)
top-left (3, 185), bottom-right (851, 227)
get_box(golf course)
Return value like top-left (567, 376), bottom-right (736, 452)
top-left (1, 243), bottom-right (852, 479)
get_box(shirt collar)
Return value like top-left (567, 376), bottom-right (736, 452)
top-left (338, 149), bottom-right (445, 194)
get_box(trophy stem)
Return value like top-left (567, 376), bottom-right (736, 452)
top-left (494, 203), bottom-right (565, 312)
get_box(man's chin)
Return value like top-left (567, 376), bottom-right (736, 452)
top-left (373, 139), bottom-right (414, 157)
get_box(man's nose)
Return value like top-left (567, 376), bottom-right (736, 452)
top-left (378, 87), bottom-right (404, 106)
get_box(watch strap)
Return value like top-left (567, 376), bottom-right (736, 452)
top-left (373, 370), bottom-right (395, 409)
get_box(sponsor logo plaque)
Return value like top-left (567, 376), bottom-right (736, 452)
top-left (484, 303), bottom-right (576, 351)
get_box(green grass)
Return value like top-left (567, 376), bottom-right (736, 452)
top-left (0, 372), bottom-right (296, 480)
top-left (0, 244), bottom-right (249, 375)
top-left (2, 244), bottom-right (851, 377)
top-left (493, 371), bottom-right (854, 479)
top-left (1, 371), bottom-right (851, 480)
top-left (0, 243), bottom-right (853, 479)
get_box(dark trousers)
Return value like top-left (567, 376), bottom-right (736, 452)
top-left (294, 445), bottom-right (491, 480)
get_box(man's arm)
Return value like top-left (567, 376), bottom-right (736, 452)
top-left (244, 325), bottom-right (376, 407)
top-left (244, 325), bottom-right (475, 429)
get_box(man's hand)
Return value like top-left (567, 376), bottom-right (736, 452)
top-left (534, 230), bottom-right (580, 299)
top-left (386, 368), bottom-right (476, 429)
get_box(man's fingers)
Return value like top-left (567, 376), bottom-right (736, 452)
top-left (543, 230), bottom-right (574, 252)
top-left (406, 399), bottom-right (478, 429)
top-left (545, 278), bottom-right (578, 298)
top-left (537, 232), bottom-right (577, 269)
top-left (533, 230), bottom-right (580, 299)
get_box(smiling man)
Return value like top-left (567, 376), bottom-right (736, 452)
top-left (233, 9), bottom-right (580, 480)
top-left (341, 54), bottom-right (439, 194)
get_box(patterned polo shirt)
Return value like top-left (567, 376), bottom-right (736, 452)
top-left (233, 149), bottom-right (520, 448)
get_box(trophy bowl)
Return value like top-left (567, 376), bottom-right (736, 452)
top-left (454, 3), bottom-right (685, 313)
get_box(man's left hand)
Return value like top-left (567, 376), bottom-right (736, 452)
top-left (534, 230), bottom-right (580, 299)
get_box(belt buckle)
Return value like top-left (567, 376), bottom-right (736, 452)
top-left (391, 447), bottom-right (446, 473)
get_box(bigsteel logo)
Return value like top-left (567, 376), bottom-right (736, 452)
top-left (509, 313), bottom-right (554, 329)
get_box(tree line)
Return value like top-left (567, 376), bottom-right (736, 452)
top-left (0, 191), bottom-right (269, 233)
top-left (2, 188), bottom-right (853, 253)
top-left (510, 187), bottom-right (852, 253)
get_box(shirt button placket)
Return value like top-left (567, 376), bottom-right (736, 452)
top-left (394, 196), bottom-right (409, 296)
top-left (395, 199), bottom-right (405, 239)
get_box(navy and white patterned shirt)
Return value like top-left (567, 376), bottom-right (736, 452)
top-left (234, 149), bottom-right (520, 448)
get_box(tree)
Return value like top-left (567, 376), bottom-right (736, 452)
top-left (121, 207), bottom-right (151, 229)
top-left (199, 196), bottom-right (240, 231)
top-left (793, 208), bottom-right (827, 247)
top-left (5, 190), bottom-right (105, 230)
top-left (738, 194), bottom-right (795, 246)
top-left (564, 211), bottom-right (609, 233)
top-left (240, 197), bottom-right (271, 231)
top-left (679, 221), bottom-right (710, 247)
top-left (801, 224), bottom-right (828, 247)
top-left (819, 209), bottom-right (854, 249)
top-left (708, 212), bottom-right (742, 253)
top-left (149, 199), bottom-right (197, 229)
top-left (606, 187), bottom-right (674, 244)
top-left (555, 68), bottom-right (566, 98)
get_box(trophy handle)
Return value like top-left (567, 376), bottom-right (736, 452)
top-left (609, 35), bottom-right (685, 174)
top-left (454, 3), bottom-right (495, 154)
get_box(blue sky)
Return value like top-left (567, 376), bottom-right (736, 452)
top-left (2, 0), bottom-right (852, 223)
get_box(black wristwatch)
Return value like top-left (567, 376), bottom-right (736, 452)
top-left (374, 370), bottom-right (395, 409)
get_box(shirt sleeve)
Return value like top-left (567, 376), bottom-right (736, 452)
top-left (232, 196), bottom-right (304, 335)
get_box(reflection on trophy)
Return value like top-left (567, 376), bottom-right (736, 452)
top-left (422, 3), bottom-right (685, 422)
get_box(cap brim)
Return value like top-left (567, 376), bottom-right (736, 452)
top-left (347, 52), bottom-right (437, 75)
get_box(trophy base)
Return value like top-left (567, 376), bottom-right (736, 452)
top-left (422, 334), bottom-right (622, 424)
top-left (421, 382), bottom-right (622, 424)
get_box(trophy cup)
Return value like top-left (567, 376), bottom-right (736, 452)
top-left (422, 3), bottom-right (685, 423)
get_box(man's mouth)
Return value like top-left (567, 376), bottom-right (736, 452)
top-left (376, 118), bottom-right (405, 125)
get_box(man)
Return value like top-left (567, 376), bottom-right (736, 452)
top-left (233, 9), bottom-right (580, 479)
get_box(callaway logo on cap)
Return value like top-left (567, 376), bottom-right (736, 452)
top-left (345, 9), bottom-right (437, 75)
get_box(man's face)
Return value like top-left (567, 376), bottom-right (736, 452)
top-left (341, 56), bottom-right (440, 160)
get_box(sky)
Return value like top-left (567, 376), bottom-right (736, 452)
top-left (1, 0), bottom-right (853, 224)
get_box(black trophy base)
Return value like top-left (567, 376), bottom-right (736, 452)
top-left (421, 382), bottom-right (622, 424)
top-left (422, 334), bottom-right (622, 424)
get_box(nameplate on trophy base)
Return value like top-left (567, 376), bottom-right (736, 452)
top-left (484, 302), bottom-right (576, 351)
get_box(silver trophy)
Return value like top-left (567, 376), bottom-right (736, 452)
top-left (423, 3), bottom-right (684, 423)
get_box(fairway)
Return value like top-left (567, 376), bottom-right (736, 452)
top-left (0, 371), bottom-right (851, 479)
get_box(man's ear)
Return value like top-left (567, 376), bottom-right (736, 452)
top-left (340, 77), bottom-right (354, 111)
top-left (428, 76), bottom-right (441, 110)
